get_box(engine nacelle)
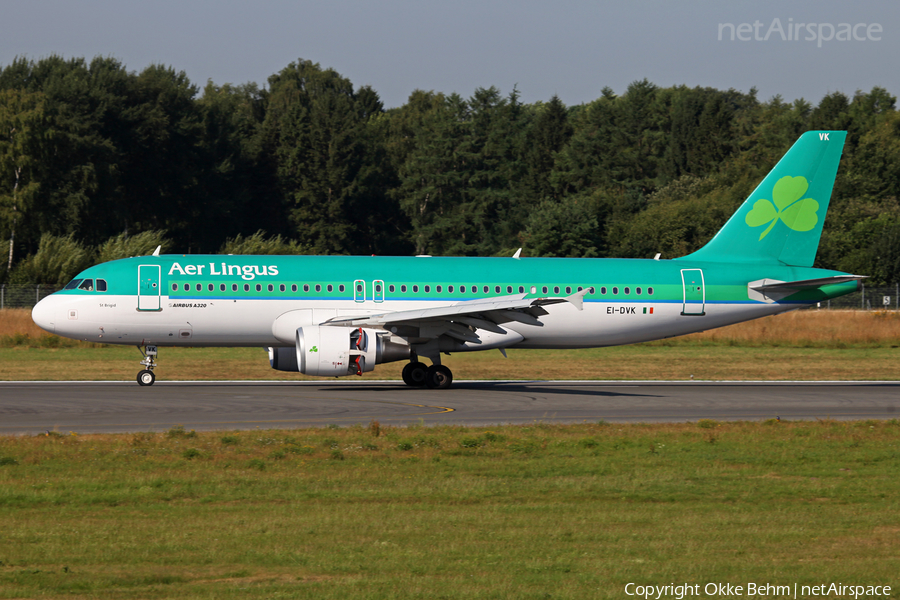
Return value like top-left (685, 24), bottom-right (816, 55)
top-left (271, 326), bottom-right (410, 377)
top-left (268, 346), bottom-right (299, 372)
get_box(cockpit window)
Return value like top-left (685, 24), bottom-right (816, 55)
top-left (64, 279), bottom-right (83, 290)
top-left (96, 279), bottom-right (108, 292)
top-left (77, 279), bottom-right (94, 291)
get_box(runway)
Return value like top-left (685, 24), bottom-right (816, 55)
top-left (1, 380), bottom-right (898, 435)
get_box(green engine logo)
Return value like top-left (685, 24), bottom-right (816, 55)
top-left (745, 175), bottom-right (819, 240)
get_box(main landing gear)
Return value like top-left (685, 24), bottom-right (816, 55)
top-left (401, 361), bottom-right (453, 389)
top-left (136, 345), bottom-right (158, 386)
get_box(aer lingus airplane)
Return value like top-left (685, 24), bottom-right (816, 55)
top-left (32, 130), bottom-right (863, 388)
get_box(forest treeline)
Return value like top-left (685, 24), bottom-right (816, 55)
top-left (1, 55), bottom-right (899, 285)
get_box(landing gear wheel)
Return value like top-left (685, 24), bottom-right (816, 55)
top-left (424, 365), bottom-right (453, 389)
top-left (402, 362), bottom-right (428, 387)
top-left (137, 369), bottom-right (156, 386)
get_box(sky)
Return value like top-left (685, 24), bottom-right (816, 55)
top-left (1, 0), bottom-right (898, 108)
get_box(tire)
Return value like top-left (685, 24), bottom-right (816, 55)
top-left (402, 362), bottom-right (428, 387)
top-left (424, 365), bottom-right (453, 389)
top-left (137, 369), bottom-right (156, 386)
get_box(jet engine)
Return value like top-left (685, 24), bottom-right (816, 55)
top-left (268, 326), bottom-right (410, 377)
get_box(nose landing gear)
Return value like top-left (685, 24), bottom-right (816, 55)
top-left (137, 345), bottom-right (158, 386)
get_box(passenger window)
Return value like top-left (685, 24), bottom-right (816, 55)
top-left (78, 279), bottom-right (94, 291)
top-left (315, 284), bottom-right (321, 292)
top-left (243, 284), bottom-right (250, 291)
top-left (446, 285), bottom-right (451, 293)
top-left (208, 284), bottom-right (214, 292)
top-left (425, 285), bottom-right (431, 293)
top-left (184, 283), bottom-right (191, 292)
top-left (280, 284), bottom-right (286, 292)
top-left (613, 287), bottom-right (619, 294)
top-left (401, 285), bottom-right (407, 293)
top-left (648, 287), bottom-right (654, 295)
top-left (96, 279), bottom-right (107, 292)
top-left (541, 286), bottom-right (548, 294)
top-left (458, 286), bottom-right (464, 293)
top-left (577, 286), bottom-right (583, 292)
top-left (375, 284), bottom-right (381, 293)
top-left (172, 283), bottom-right (179, 292)
top-left (636, 287), bottom-right (642, 295)
top-left (256, 284), bottom-right (262, 292)
top-left (483, 285), bottom-right (489, 293)
top-left (339, 284), bottom-right (345, 292)
top-left (506, 285), bottom-right (512, 293)
top-left (600, 287), bottom-right (606, 294)
top-left (304, 284), bottom-right (310, 292)
top-left (624, 287), bottom-right (630, 295)
top-left (565, 286), bottom-right (571, 294)
top-left (64, 279), bottom-right (83, 290)
top-left (232, 284), bottom-right (238, 292)
top-left (554, 286), bottom-right (560, 294)
top-left (327, 284), bottom-right (333, 292)
top-left (519, 286), bottom-right (525, 294)
top-left (413, 285), bottom-right (419, 293)
top-left (220, 284), bottom-right (226, 292)
top-left (389, 284), bottom-right (395, 293)
top-left (495, 286), bottom-right (501, 294)
top-left (267, 284), bottom-right (274, 292)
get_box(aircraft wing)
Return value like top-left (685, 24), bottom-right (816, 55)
top-left (321, 290), bottom-right (589, 344)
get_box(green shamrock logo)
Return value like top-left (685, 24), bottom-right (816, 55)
top-left (745, 175), bottom-right (819, 240)
top-left (310, 346), bottom-right (318, 353)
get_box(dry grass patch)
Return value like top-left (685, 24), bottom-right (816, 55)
top-left (655, 309), bottom-right (900, 347)
top-left (3, 308), bottom-right (900, 381)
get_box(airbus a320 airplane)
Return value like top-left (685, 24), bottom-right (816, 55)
top-left (32, 131), bottom-right (863, 389)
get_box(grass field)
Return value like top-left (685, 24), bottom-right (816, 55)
top-left (3, 312), bottom-right (899, 598)
top-left (1, 421), bottom-right (898, 599)
top-left (2, 309), bottom-right (900, 381)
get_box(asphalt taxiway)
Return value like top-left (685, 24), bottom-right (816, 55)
top-left (0, 380), bottom-right (897, 434)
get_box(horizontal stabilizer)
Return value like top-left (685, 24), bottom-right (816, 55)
top-left (748, 275), bottom-right (866, 303)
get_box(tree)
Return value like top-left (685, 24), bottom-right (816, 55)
top-left (219, 230), bottom-right (309, 255)
top-left (0, 88), bottom-right (47, 273)
top-left (262, 60), bottom-right (394, 255)
top-left (8, 233), bottom-right (92, 285)
top-left (96, 230), bottom-right (172, 263)
top-left (394, 92), bottom-right (470, 255)
top-left (521, 95), bottom-right (572, 203)
top-left (522, 195), bottom-right (602, 257)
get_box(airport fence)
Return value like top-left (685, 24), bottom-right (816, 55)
top-left (810, 284), bottom-right (900, 311)
top-left (0, 284), bottom-right (64, 309)
top-left (1, 283), bottom-right (899, 311)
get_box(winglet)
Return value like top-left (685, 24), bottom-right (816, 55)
top-left (512, 248), bottom-right (522, 259)
top-left (564, 288), bottom-right (590, 311)
top-left (152, 245), bottom-right (161, 257)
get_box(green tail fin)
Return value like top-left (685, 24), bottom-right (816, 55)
top-left (679, 130), bottom-right (846, 267)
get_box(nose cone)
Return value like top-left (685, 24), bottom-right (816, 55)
top-left (32, 297), bottom-right (56, 333)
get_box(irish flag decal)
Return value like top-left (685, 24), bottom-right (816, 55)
top-left (642, 307), bottom-right (654, 314)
